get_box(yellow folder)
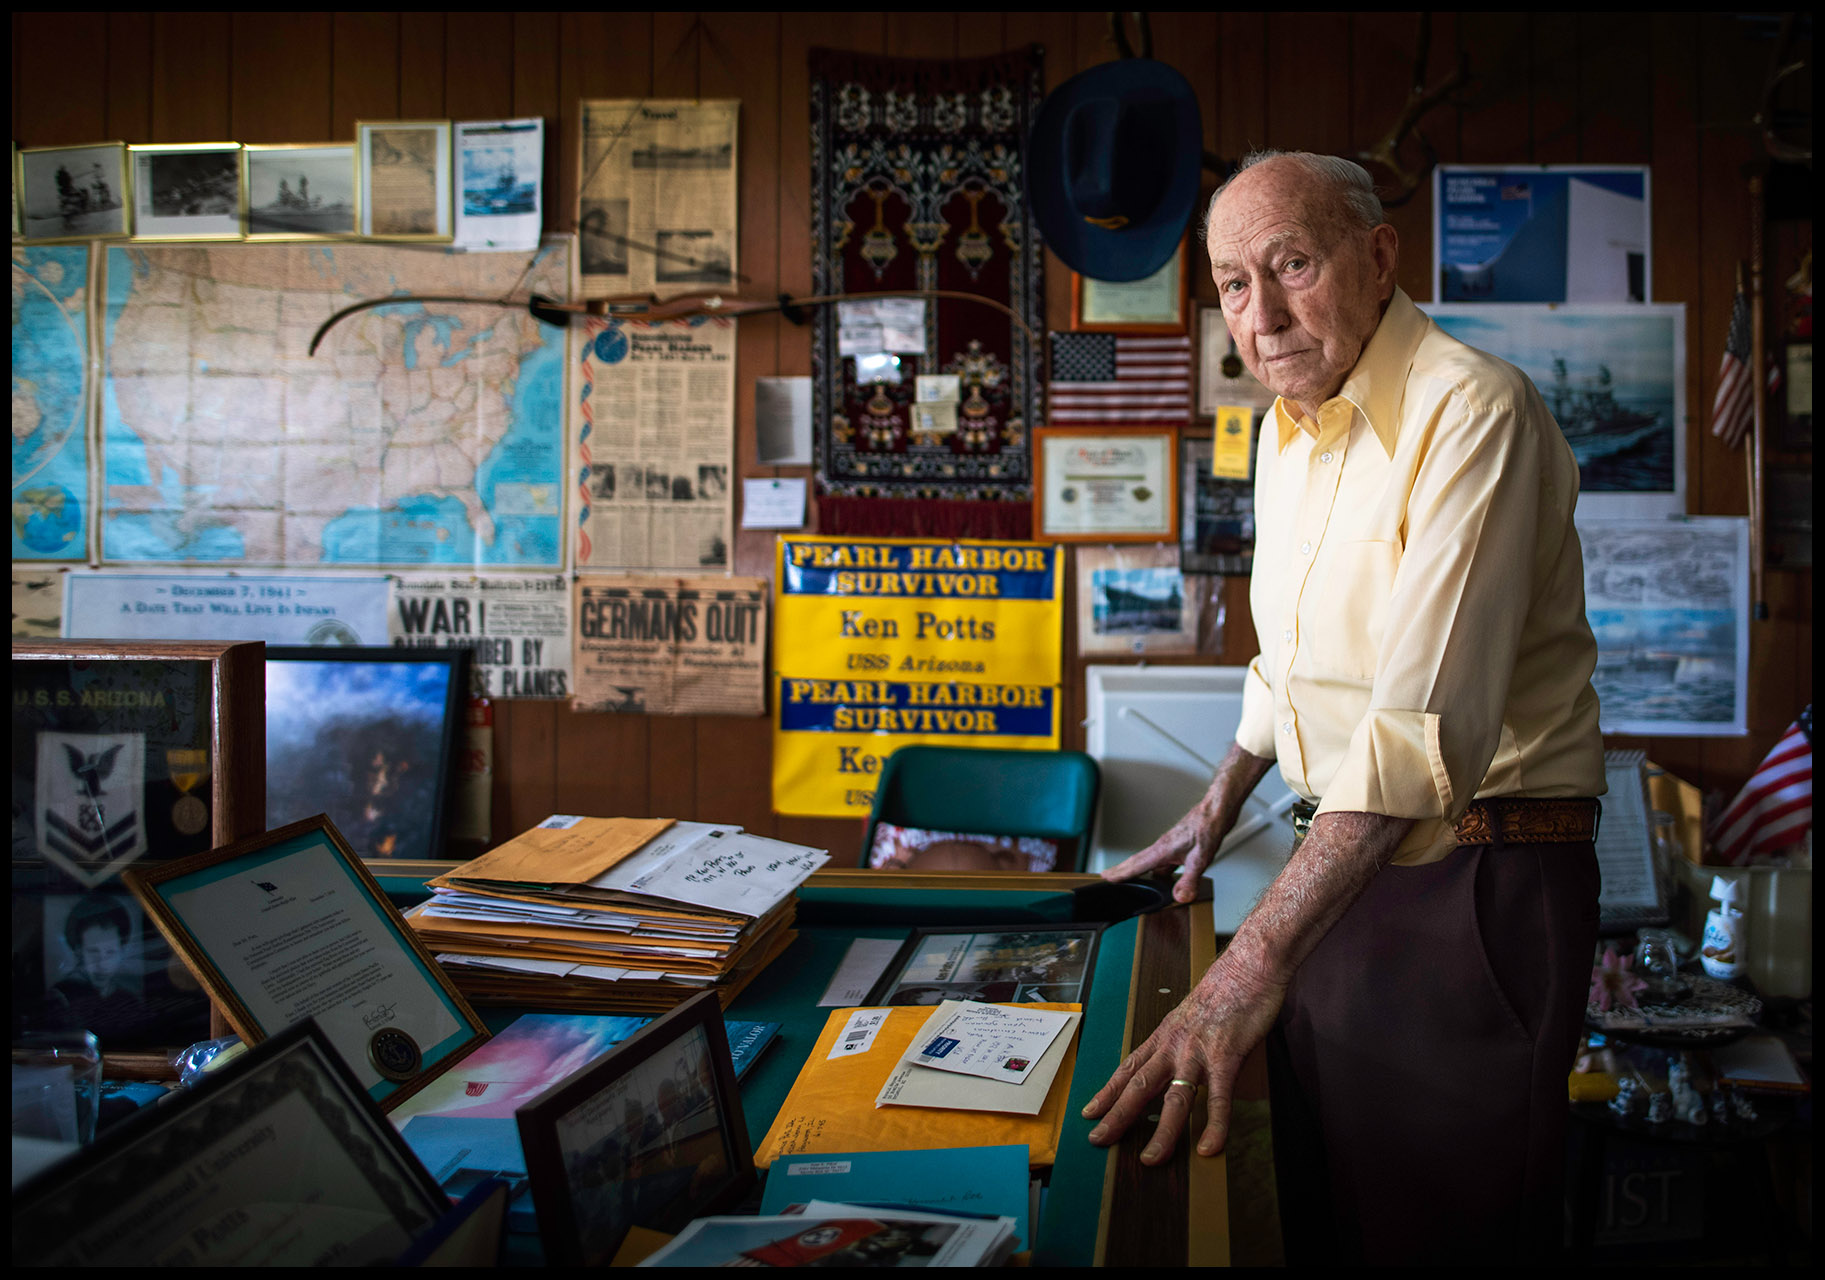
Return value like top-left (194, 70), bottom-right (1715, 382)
top-left (753, 1003), bottom-right (1081, 1170)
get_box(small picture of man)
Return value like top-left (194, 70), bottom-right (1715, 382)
top-left (41, 892), bottom-right (152, 1041)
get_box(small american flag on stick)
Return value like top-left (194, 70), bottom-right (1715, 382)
top-left (1709, 705), bottom-right (1813, 865)
top-left (1709, 285), bottom-right (1781, 450)
top-left (1048, 332), bottom-right (1191, 424)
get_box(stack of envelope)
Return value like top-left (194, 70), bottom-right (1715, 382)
top-left (402, 816), bottom-right (829, 1013)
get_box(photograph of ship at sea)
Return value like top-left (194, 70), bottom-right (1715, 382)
top-left (1423, 303), bottom-right (1686, 519)
top-left (1578, 517), bottom-right (1748, 736)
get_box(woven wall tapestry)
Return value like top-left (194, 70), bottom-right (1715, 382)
top-left (810, 46), bottom-right (1045, 539)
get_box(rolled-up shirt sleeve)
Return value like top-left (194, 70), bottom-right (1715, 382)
top-left (1236, 653), bottom-right (1280, 761)
top-left (1315, 384), bottom-right (1546, 860)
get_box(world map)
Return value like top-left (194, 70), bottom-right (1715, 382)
top-left (96, 239), bottom-right (570, 567)
top-left (12, 244), bottom-right (92, 561)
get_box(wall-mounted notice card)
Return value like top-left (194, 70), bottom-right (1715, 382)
top-left (741, 478), bottom-right (807, 529)
top-left (910, 1002), bottom-right (1075, 1086)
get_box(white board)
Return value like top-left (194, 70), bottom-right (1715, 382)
top-left (1084, 665), bottom-right (1299, 934)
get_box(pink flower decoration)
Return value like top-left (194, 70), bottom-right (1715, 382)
top-left (1589, 947), bottom-right (1649, 1011)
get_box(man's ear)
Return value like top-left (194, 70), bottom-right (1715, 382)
top-left (1369, 222), bottom-right (1399, 299)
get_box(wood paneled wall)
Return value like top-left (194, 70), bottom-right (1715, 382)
top-left (14, 12), bottom-right (1811, 856)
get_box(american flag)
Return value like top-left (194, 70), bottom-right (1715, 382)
top-left (1048, 332), bottom-right (1191, 424)
top-left (1709, 705), bottom-right (1813, 866)
top-left (1709, 285), bottom-right (1783, 450)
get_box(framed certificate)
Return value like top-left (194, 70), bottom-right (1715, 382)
top-left (1032, 426), bottom-right (1177, 542)
top-left (12, 1019), bottom-right (449, 1266)
top-left (123, 814), bottom-right (490, 1111)
top-left (1072, 236), bottom-right (1189, 333)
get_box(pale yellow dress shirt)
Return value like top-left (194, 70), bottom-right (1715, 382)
top-left (1236, 288), bottom-right (1606, 865)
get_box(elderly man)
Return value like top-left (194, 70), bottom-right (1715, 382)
top-left (1083, 151), bottom-right (1605, 1264)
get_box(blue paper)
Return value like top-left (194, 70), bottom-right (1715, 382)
top-left (398, 1115), bottom-right (538, 1233)
top-left (758, 1145), bottom-right (1031, 1250)
top-left (724, 1020), bottom-right (782, 1080)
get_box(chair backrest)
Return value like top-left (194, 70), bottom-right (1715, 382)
top-left (859, 745), bottom-right (1102, 871)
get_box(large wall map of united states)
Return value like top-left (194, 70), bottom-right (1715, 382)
top-left (101, 241), bottom-right (570, 567)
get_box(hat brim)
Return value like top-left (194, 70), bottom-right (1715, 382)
top-left (1027, 58), bottom-right (1204, 283)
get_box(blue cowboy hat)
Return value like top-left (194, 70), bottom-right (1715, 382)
top-left (1026, 58), bottom-right (1203, 283)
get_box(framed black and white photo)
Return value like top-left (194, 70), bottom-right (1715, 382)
top-left (863, 924), bottom-right (1103, 1007)
top-left (242, 142), bottom-right (356, 240)
top-left (128, 142), bottom-right (243, 241)
top-left (1179, 433), bottom-right (1256, 576)
top-left (358, 120), bottom-right (453, 241)
top-left (17, 142), bottom-right (130, 242)
top-left (123, 814), bottom-right (490, 1111)
top-left (516, 990), bottom-right (755, 1267)
top-left (12, 1019), bottom-right (449, 1266)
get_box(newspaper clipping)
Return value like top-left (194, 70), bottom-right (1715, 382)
top-left (573, 575), bottom-right (766, 717)
top-left (573, 316), bottom-right (734, 573)
top-left (389, 575), bottom-right (573, 699)
top-left (577, 99), bottom-right (738, 299)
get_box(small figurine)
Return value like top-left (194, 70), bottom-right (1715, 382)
top-left (1709, 1089), bottom-right (1731, 1124)
top-left (1646, 1090), bottom-right (1672, 1124)
top-left (1668, 1056), bottom-right (1707, 1126)
top-left (1608, 1076), bottom-right (1641, 1118)
top-left (1730, 1088), bottom-right (1759, 1123)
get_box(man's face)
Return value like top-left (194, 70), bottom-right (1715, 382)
top-left (1205, 159), bottom-right (1398, 415)
top-left (78, 924), bottom-right (125, 989)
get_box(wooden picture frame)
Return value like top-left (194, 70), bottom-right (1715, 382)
top-left (516, 990), bottom-right (755, 1267)
top-left (12, 1019), bottom-right (449, 1266)
top-left (1032, 426), bottom-right (1178, 543)
top-left (123, 813), bottom-right (490, 1111)
top-left (1071, 236), bottom-right (1189, 333)
top-left (16, 141), bottom-right (131, 242)
top-left (126, 142), bottom-right (244, 241)
top-left (357, 120), bottom-right (454, 241)
top-left (13, 640), bottom-right (267, 1075)
top-left (242, 142), bottom-right (358, 241)
top-left (1179, 429), bottom-right (1256, 576)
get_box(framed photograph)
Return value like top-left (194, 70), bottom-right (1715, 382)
top-left (358, 120), bottom-right (453, 240)
top-left (242, 142), bottom-right (356, 241)
top-left (1196, 304), bottom-right (1275, 418)
top-left (1032, 426), bottom-right (1177, 543)
top-left (1434, 164), bottom-right (1650, 304)
top-left (17, 142), bottom-right (130, 242)
top-left (12, 1019), bottom-right (449, 1266)
top-left (122, 813), bottom-right (491, 1111)
top-left (264, 645), bottom-right (469, 862)
top-left (516, 990), bottom-right (755, 1267)
top-left (1072, 236), bottom-right (1189, 333)
top-left (1076, 543), bottom-right (1198, 656)
top-left (863, 924), bottom-right (1103, 1007)
top-left (1421, 302), bottom-right (1687, 519)
top-left (127, 142), bottom-right (243, 241)
top-left (12, 641), bottom-right (266, 1067)
top-left (1179, 433), bottom-right (1256, 575)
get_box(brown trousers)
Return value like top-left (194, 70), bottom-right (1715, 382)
top-left (1268, 836), bottom-right (1600, 1266)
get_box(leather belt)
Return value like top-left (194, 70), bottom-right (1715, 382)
top-left (1289, 797), bottom-right (1601, 846)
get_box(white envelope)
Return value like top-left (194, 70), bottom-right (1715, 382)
top-left (875, 1001), bottom-right (1081, 1116)
top-left (908, 1002), bottom-right (1075, 1086)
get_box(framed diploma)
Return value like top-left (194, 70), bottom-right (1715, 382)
top-left (12, 1019), bottom-right (449, 1266)
top-left (1032, 426), bottom-right (1177, 543)
top-left (123, 814), bottom-right (489, 1111)
top-left (517, 990), bottom-right (755, 1266)
top-left (1072, 236), bottom-right (1189, 333)
top-left (357, 120), bottom-right (453, 241)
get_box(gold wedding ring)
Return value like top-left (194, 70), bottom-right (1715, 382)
top-left (1170, 1078), bottom-right (1196, 1089)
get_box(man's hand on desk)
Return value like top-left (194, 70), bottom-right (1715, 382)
top-left (1081, 949), bottom-right (1286, 1165)
top-left (1100, 743), bottom-right (1276, 904)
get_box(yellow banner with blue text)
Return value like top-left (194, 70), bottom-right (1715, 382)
top-left (772, 535), bottom-right (1064, 817)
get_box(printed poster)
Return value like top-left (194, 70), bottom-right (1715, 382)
top-left (572, 576), bottom-right (766, 717)
top-left (1579, 517), bottom-right (1749, 737)
top-left (772, 537), bottom-right (1064, 818)
top-left (388, 575), bottom-right (572, 699)
top-left (1434, 165), bottom-right (1650, 303)
top-left (572, 316), bottom-right (734, 573)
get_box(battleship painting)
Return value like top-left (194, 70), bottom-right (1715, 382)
top-left (1425, 303), bottom-right (1686, 517)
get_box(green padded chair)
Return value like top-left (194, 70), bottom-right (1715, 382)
top-left (859, 744), bottom-right (1102, 871)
